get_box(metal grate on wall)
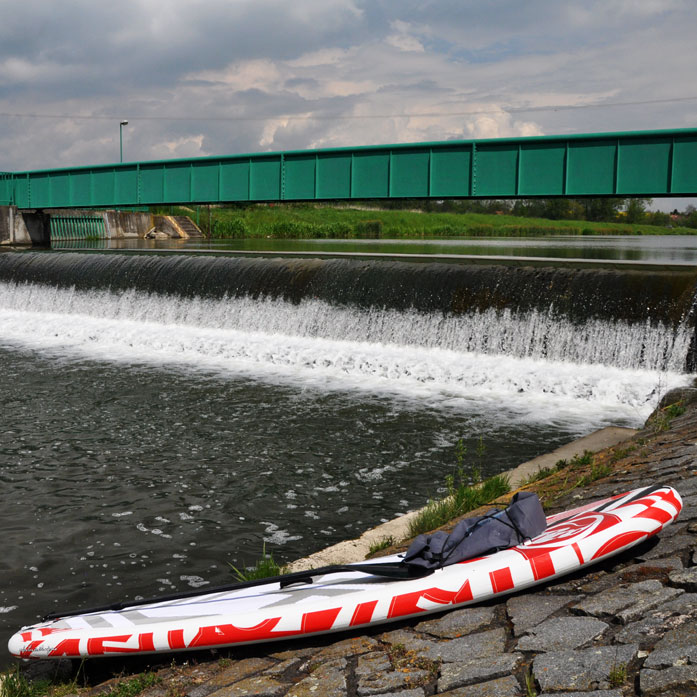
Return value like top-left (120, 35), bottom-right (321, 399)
top-left (50, 216), bottom-right (107, 241)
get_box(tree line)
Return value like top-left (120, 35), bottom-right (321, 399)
top-left (378, 198), bottom-right (697, 228)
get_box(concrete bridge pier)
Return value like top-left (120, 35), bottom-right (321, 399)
top-left (0, 206), bottom-right (50, 245)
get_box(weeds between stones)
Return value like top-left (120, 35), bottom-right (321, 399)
top-left (608, 662), bottom-right (627, 688)
top-left (549, 451), bottom-right (612, 502)
top-left (524, 668), bottom-right (538, 696)
top-left (648, 400), bottom-right (686, 433)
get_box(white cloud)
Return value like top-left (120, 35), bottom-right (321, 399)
top-left (386, 20), bottom-right (425, 52)
top-left (189, 60), bottom-right (283, 92)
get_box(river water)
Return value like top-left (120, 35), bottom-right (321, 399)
top-left (0, 241), bottom-right (694, 660)
top-left (54, 234), bottom-right (697, 264)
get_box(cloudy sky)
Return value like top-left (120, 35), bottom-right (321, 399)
top-left (1, 0), bottom-right (696, 208)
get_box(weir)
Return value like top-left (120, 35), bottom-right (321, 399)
top-left (0, 252), bottom-right (695, 373)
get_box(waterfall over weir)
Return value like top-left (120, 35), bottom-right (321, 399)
top-left (0, 251), bottom-right (694, 423)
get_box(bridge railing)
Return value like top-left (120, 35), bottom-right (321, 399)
top-left (4, 128), bottom-right (697, 209)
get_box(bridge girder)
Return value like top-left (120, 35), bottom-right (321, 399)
top-left (2, 128), bottom-right (696, 209)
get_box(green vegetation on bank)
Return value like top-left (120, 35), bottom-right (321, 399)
top-left (407, 438), bottom-right (511, 538)
top-left (228, 543), bottom-right (286, 582)
top-left (0, 662), bottom-right (162, 697)
top-left (156, 201), bottom-right (697, 240)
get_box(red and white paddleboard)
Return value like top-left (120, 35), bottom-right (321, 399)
top-left (9, 484), bottom-right (682, 660)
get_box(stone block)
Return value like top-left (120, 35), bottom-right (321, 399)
top-left (639, 665), bottom-right (697, 695)
top-left (644, 646), bottom-right (697, 669)
top-left (421, 627), bottom-right (506, 663)
top-left (438, 653), bottom-right (523, 692)
top-left (572, 579), bottom-right (683, 623)
top-left (507, 594), bottom-right (579, 636)
top-left (517, 616), bottom-right (608, 652)
top-left (437, 675), bottom-right (521, 696)
top-left (616, 593), bottom-right (697, 646)
top-left (285, 657), bottom-right (347, 697)
top-left (533, 644), bottom-right (637, 692)
top-left (415, 605), bottom-right (495, 638)
top-left (357, 669), bottom-right (430, 696)
top-left (669, 567), bottom-right (697, 591)
top-left (639, 534), bottom-right (696, 560)
top-left (207, 674), bottom-right (287, 697)
top-left (539, 690), bottom-right (623, 697)
top-left (316, 635), bottom-right (380, 659)
top-left (193, 657), bottom-right (274, 694)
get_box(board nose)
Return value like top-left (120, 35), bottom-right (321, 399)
top-left (7, 630), bottom-right (29, 658)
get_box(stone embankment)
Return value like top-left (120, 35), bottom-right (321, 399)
top-left (16, 388), bottom-right (697, 696)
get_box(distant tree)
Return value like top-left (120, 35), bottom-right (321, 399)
top-left (512, 199), bottom-right (545, 217)
top-left (543, 199), bottom-right (578, 220)
top-left (685, 208), bottom-right (697, 229)
top-left (624, 198), bottom-right (650, 224)
top-left (584, 198), bottom-right (625, 222)
top-left (647, 210), bottom-right (671, 226)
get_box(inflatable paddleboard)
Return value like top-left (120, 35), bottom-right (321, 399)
top-left (9, 484), bottom-right (681, 660)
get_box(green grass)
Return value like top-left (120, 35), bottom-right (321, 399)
top-left (0, 664), bottom-right (84, 697)
top-left (368, 536), bottom-right (395, 556)
top-left (228, 544), bottom-right (286, 582)
top-left (575, 462), bottom-right (613, 487)
top-left (107, 673), bottom-right (161, 697)
top-left (159, 202), bottom-right (693, 239)
top-left (550, 451), bottom-right (613, 500)
top-left (521, 460), bottom-right (567, 486)
top-left (408, 474), bottom-right (511, 538)
top-left (525, 668), bottom-right (538, 696)
top-left (0, 669), bottom-right (49, 697)
top-left (649, 400), bottom-right (687, 433)
top-left (608, 663), bottom-right (627, 688)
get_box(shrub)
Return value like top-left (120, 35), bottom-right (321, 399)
top-left (353, 219), bottom-right (383, 238)
top-left (212, 218), bottom-right (250, 238)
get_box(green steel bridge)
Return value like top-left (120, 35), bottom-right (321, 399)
top-left (1, 128), bottom-right (696, 209)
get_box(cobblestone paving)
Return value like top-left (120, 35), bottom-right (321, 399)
top-left (31, 389), bottom-right (697, 696)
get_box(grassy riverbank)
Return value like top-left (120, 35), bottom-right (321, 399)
top-left (161, 203), bottom-right (694, 239)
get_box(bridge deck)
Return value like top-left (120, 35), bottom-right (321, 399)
top-left (2, 128), bottom-right (696, 209)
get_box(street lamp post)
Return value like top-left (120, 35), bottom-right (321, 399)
top-left (119, 120), bottom-right (128, 162)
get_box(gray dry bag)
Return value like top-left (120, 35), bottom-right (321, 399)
top-left (403, 491), bottom-right (547, 571)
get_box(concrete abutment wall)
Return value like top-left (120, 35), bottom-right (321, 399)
top-left (0, 207), bottom-right (202, 245)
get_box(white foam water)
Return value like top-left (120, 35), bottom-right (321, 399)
top-left (0, 281), bottom-right (690, 426)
